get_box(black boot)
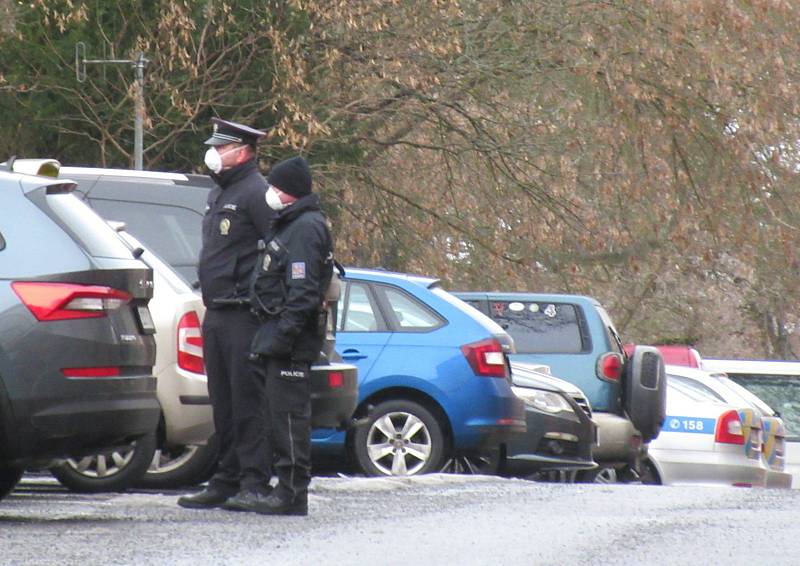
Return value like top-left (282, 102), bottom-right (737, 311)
top-left (254, 491), bottom-right (308, 516)
top-left (221, 486), bottom-right (273, 512)
top-left (177, 485), bottom-right (236, 509)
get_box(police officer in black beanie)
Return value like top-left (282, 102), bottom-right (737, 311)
top-left (246, 155), bottom-right (334, 516)
top-left (178, 118), bottom-right (275, 510)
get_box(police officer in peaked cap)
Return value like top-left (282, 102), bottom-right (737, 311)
top-left (178, 118), bottom-right (276, 511)
top-left (247, 155), bottom-right (334, 516)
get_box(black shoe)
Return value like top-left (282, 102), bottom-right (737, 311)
top-left (177, 486), bottom-right (235, 509)
top-left (221, 486), bottom-right (273, 512)
top-left (254, 492), bottom-right (308, 516)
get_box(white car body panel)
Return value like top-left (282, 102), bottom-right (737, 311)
top-left (701, 358), bottom-right (800, 488)
top-left (647, 382), bottom-right (767, 487)
top-left (120, 231), bottom-right (214, 446)
top-left (667, 364), bottom-right (791, 488)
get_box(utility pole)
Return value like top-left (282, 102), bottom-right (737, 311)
top-left (75, 42), bottom-right (149, 170)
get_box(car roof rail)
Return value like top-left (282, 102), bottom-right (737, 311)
top-left (59, 166), bottom-right (189, 182)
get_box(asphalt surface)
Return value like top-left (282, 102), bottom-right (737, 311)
top-left (2, 474), bottom-right (799, 566)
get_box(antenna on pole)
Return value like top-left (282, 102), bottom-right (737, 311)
top-left (74, 42), bottom-right (149, 170)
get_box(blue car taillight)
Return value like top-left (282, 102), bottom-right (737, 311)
top-left (461, 338), bottom-right (508, 378)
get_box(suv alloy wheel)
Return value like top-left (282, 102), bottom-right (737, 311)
top-left (49, 431), bottom-right (157, 493)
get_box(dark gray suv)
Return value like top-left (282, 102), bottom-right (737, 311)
top-left (0, 165), bottom-right (160, 501)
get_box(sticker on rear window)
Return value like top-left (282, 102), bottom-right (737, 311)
top-left (544, 304), bottom-right (557, 318)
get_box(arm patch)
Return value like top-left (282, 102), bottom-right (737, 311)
top-left (291, 262), bottom-right (306, 279)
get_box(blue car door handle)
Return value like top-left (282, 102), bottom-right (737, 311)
top-left (341, 348), bottom-right (368, 361)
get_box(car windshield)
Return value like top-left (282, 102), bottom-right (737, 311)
top-left (727, 374), bottom-right (800, 439)
top-left (45, 193), bottom-right (134, 259)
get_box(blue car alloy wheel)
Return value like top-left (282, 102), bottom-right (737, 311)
top-left (353, 400), bottom-right (446, 476)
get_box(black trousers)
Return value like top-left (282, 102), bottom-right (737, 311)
top-left (264, 357), bottom-right (312, 501)
top-left (203, 308), bottom-right (271, 492)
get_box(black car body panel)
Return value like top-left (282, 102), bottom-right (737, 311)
top-left (504, 365), bottom-right (597, 474)
top-left (0, 171), bottom-right (159, 470)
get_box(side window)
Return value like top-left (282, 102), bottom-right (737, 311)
top-left (0, 231), bottom-right (5, 251)
top-left (668, 375), bottom-right (726, 403)
top-left (339, 282), bottom-right (380, 332)
top-left (491, 301), bottom-right (586, 354)
top-left (88, 199), bottom-right (203, 269)
top-left (380, 286), bottom-right (443, 331)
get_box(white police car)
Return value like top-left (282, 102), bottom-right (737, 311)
top-left (641, 369), bottom-right (768, 487)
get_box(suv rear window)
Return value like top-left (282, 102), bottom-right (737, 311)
top-left (46, 193), bottom-right (133, 259)
top-left (490, 300), bottom-right (586, 354)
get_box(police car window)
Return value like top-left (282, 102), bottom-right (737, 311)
top-left (491, 301), bottom-right (584, 354)
top-left (728, 374), bottom-right (800, 439)
top-left (668, 374), bottom-right (726, 403)
top-left (0, 231), bottom-right (5, 251)
top-left (88, 199), bottom-right (202, 269)
top-left (381, 286), bottom-right (443, 331)
top-left (341, 282), bottom-right (379, 332)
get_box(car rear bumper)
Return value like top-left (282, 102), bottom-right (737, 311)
top-left (504, 402), bottom-right (597, 474)
top-left (592, 411), bottom-right (644, 465)
top-left (8, 377), bottom-right (160, 466)
top-left (310, 362), bottom-right (358, 429)
top-left (649, 447), bottom-right (768, 487)
top-left (456, 387), bottom-right (527, 454)
top-left (158, 365), bottom-right (214, 446)
top-left (766, 469), bottom-right (793, 489)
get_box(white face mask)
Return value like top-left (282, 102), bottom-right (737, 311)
top-left (204, 147), bottom-right (223, 174)
top-left (204, 146), bottom-right (243, 174)
top-left (265, 186), bottom-right (288, 211)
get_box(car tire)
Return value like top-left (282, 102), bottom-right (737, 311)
top-left (639, 459), bottom-right (661, 485)
top-left (576, 466), bottom-right (618, 484)
top-left (0, 466), bottom-right (24, 500)
top-left (352, 399), bottom-right (447, 476)
top-left (624, 345), bottom-right (667, 443)
top-left (49, 431), bottom-right (158, 493)
top-left (135, 434), bottom-right (220, 490)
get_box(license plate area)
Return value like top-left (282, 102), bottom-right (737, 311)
top-left (136, 305), bottom-right (156, 334)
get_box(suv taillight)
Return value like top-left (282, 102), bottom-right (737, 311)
top-left (178, 311), bottom-right (204, 374)
top-left (715, 410), bottom-right (745, 445)
top-left (596, 352), bottom-right (623, 382)
top-left (461, 338), bottom-right (508, 378)
top-left (11, 281), bottom-right (131, 321)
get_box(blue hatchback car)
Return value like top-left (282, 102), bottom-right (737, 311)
top-left (313, 268), bottom-right (526, 476)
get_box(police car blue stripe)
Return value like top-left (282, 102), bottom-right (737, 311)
top-left (663, 415), bottom-right (716, 434)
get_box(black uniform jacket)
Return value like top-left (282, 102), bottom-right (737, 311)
top-left (250, 193), bottom-right (332, 362)
top-left (198, 160), bottom-right (274, 308)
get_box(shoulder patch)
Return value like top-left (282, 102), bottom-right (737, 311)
top-left (291, 262), bottom-right (306, 280)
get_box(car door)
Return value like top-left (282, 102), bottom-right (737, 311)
top-left (335, 280), bottom-right (390, 383)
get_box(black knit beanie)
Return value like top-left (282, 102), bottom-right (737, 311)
top-left (267, 156), bottom-right (312, 198)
